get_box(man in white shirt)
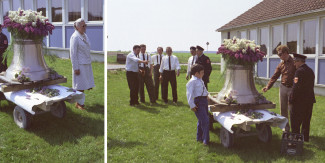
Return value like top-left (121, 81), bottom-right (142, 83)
top-left (151, 47), bottom-right (164, 101)
top-left (186, 46), bottom-right (197, 80)
top-left (126, 45), bottom-right (148, 106)
top-left (138, 44), bottom-right (156, 104)
top-left (159, 47), bottom-right (181, 104)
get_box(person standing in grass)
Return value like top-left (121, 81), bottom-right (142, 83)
top-left (151, 47), bottom-right (164, 101)
top-left (126, 45), bottom-right (149, 106)
top-left (195, 46), bottom-right (212, 90)
top-left (159, 47), bottom-right (180, 104)
top-left (262, 45), bottom-right (296, 132)
top-left (186, 64), bottom-right (209, 146)
top-left (70, 18), bottom-right (95, 110)
top-left (186, 46), bottom-right (197, 80)
top-left (289, 53), bottom-right (316, 142)
top-left (138, 44), bottom-right (156, 105)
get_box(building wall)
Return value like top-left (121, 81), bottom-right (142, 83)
top-left (0, 0), bottom-right (104, 54)
top-left (219, 11), bottom-right (325, 94)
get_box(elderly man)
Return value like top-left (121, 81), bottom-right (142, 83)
top-left (151, 47), bottom-right (164, 100)
top-left (195, 46), bottom-right (212, 90)
top-left (289, 53), bottom-right (316, 142)
top-left (159, 47), bottom-right (180, 104)
top-left (262, 45), bottom-right (296, 132)
top-left (186, 46), bottom-right (197, 80)
top-left (0, 24), bottom-right (8, 72)
top-left (70, 18), bottom-right (95, 110)
top-left (126, 45), bottom-right (149, 106)
top-left (138, 44), bottom-right (156, 104)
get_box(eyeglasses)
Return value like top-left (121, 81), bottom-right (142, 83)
top-left (277, 52), bottom-right (283, 57)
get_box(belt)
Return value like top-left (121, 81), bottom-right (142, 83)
top-left (163, 70), bottom-right (175, 72)
top-left (195, 96), bottom-right (207, 100)
top-left (282, 83), bottom-right (292, 88)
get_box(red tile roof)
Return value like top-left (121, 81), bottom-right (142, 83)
top-left (217, 0), bottom-right (325, 31)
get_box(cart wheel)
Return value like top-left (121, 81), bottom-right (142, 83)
top-left (256, 123), bottom-right (272, 142)
top-left (50, 101), bottom-right (67, 118)
top-left (220, 126), bottom-right (234, 148)
top-left (13, 106), bottom-right (31, 129)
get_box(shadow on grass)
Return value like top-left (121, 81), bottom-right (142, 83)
top-left (305, 135), bottom-right (325, 151)
top-left (108, 137), bottom-right (147, 149)
top-left (207, 124), bottom-right (315, 162)
top-left (1, 103), bottom-right (103, 146)
top-left (85, 103), bottom-right (104, 114)
top-left (133, 104), bottom-right (160, 114)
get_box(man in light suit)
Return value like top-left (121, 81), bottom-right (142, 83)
top-left (70, 18), bottom-right (95, 110)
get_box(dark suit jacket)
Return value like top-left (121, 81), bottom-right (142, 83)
top-left (195, 54), bottom-right (212, 83)
top-left (290, 64), bottom-right (316, 105)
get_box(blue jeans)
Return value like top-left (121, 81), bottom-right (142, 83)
top-left (194, 97), bottom-right (210, 144)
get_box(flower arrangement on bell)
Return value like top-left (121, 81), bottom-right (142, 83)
top-left (3, 8), bottom-right (55, 41)
top-left (217, 37), bottom-right (266, 67)
top-left (223, 90), bottom-right (238, 105)
top-left (14, 67), bottom-right (30, 83)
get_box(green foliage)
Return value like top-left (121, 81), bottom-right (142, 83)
top-left (0, 56), bottom-right (104, 162)
top-left (108, 66), bottom-right (325, 162)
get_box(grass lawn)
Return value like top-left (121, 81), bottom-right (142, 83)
top-left (0, 55), bottom-right (104, 162)
top-left (108, 65), bottom-right (325, 162)
top-left (108, 52), bottom-right (221, 64)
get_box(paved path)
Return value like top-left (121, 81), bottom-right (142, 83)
top-left (107, 63), bottom-right (221, 70)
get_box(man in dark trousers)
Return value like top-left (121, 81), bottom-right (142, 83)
top-left (0, 24), bottom-right (8, 72)
top-left (151, 47), bottom-right (164, 100)
top-left (289, 53), bottom-right (316, 142)
top-left (138, 44), bottom-right (156, 105)
top-left (125, 45), bottom-right (148, 106)
top-left (195, 45), bottom-right (212, 90)
top-left (159, 47), bottom-right (181, 104)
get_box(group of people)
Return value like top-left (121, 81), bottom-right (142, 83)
top-left (263, 45), bottom-right (316, 142)
top-left (125, 45), bottom-right (212, 106)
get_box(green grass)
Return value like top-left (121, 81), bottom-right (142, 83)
top-left (108, 65), bottom-right (325, 162)
top-left (0, 55), bottom-right (104, 162)
top-left (107, 52), bottom-right (221, 64)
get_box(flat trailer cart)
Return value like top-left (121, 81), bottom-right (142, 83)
top-left (0, 77), bottom-right (85, 129)
top-left (208, 93), bottom-right (288, 148)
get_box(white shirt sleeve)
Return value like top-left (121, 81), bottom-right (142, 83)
top-left (175, 56), bottom-right (181, 70)
top-left (186, 80), bottom-right (196, 109)
top-left (129, 53), bottom-right (141, 62)
top-left (151, 55), bottom-right (155, 65)
top-left (187, 57), bottom-right (191, 76)
top-left (159, 57), bottom-right (164, 73)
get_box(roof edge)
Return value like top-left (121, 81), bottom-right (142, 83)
top-left (216, 8), bottom-right (325, 32)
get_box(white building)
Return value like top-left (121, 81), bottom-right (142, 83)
top-left (217, 0), bottom-right (325, 95)
top-left (0, 0), bottom-right (104, 62)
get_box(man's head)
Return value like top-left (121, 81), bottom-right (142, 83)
top-left (196, 45), bottom-right (204, 56)
top-left (190, 46), bottom-right (196, 56)
top-left (157, 47), bottom-right (163, 55)
top-left (74, 18), bottom-right (87, 34)
top-left (293, 53), bottom-right (306, 69)
top-left (191, 64), bottom-right (204, 78)
top-left (276, 45), bottom-right (290, 61)
top-left (133, 45), bottom-right (141, 55)
top-left (166, 47), bottom-right (172, 56)
top-left (140, 44), bottom-right (146, 53)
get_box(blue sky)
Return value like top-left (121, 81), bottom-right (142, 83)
top-left (107, 0), bottom-right (263, 52)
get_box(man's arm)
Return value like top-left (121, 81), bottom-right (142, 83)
top-left (263, 63), bottom-right (282, 92)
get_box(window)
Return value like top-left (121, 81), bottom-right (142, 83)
top-left (227, 32), bottom-right (230, 39)
top-left (88, 0), bottom-right (103, 21)
top-left (2, 0), bottom-right (9, 20)
top-left (37, 0), bottom-right (46, 16)
top-left (52, 0), bottom-right (62, 22)
top-left (24, 0), bottom-right (33, 10)
top-left (249, 29), bottom-right (257, 42)
top-left (286, 23), bottom-right (298, 54)
top-left (323, 19), bottom-right (325, 54)
top-left (13, 0), bottom-right (20, 11)
top-left (259, 27), bottom-right (269, 55)
top-left (272, 25), bottom-right (282, 54)
top-left (240, 31), bottom-right (246, 39)
top-left (303, 20), bottom-right (317, 54)
top-left (68, 0), bottom-right (81, 22)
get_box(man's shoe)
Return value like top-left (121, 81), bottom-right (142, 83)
top-left (140, 100), bottom-right (145, 103)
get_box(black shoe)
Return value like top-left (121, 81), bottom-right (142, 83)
top-left (164, 101), bottom-right (168, 104)
top-left (140, 100), bottom-right (145, 103)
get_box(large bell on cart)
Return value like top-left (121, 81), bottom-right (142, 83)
top-left (4, 39), bottom-right (50, 81)
top-left (216, 64), bottom-right (259, 104)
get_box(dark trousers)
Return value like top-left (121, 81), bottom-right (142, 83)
top-left (153, 64), bottom-right (162, 100)
top-left (138, 67), bottom-right (156, 103)
top-left (162, 70), bottom-right (177, 103)
top-left (290, 103), bottom-right (314, 141)
top-left (194, 97), bottom-right (210, 144)
top-left (126, 71), bottom-right (139, 105)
